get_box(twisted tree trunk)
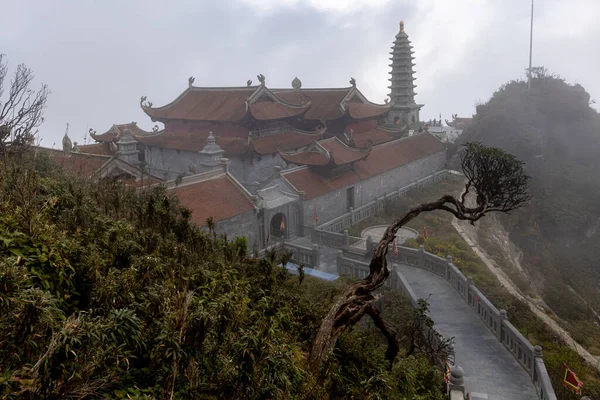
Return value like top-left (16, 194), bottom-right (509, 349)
top-left (308, 195), bottom-right (483, 374)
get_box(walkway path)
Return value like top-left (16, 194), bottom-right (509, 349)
top-left (453, 217), bottom-right (600, 373)
top-left (396, 263), bottom-right (538, 400)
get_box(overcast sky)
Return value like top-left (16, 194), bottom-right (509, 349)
top-left (1, 0), bottom-right (598, 147)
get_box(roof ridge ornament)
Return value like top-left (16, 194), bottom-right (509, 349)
top-left (140, 95), bottom-right (151, 108)
top-left (350, 77), bottom-right (356, 87)
top-left (247, 79), bottom-right (253, 87)
top-left (188, 76), bottom-right (195, 88)
top-left (257, 74), bottom-right (266, 86)
top-left (62, 123), bottom-right (72, 154)
top-left (292, 77), bottom-right (302, 91)
top-left (400, 20), bottom-right (405, 32)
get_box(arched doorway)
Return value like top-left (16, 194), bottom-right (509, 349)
top-left (270, 212), bottom-right (287, 240)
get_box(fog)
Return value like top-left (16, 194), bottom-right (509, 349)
top-left (1, 0), bottom-right (598, 146)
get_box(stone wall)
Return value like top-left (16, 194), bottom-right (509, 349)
top-left (214, 209), bottom-right (258, 250)
top-left (229, 153), bottom-right (287, 186)
top-left (144, 147), bottom-right (218, 180)
top-left (301, 151), bottom-right (446, 227)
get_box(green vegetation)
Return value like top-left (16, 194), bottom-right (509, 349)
top-left (0, 153), bottom-right (444, 399)
top-left (349, 174), bottom-right (600, 399)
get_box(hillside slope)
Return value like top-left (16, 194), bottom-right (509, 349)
top-left (458, 71), bottom-right (600, 336)
top-left (0, 154), bottom-right (444, 399)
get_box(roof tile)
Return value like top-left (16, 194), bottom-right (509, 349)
top-left (251, 130), bottom-right (319, 155)
top-left (347, 102), bottom-right (392, 119)
top-left (351, 127), bottom-right (403, 147)
top-left (144, 87), bottom-right (258, 122)
top-left (249, 101), bottom-right (308, 120)
top-left (38, 148), bottom-right (111, 178)
top-left (173, 175), bottom-right (254, 225)
top-left (283, 133), bottom-right (444, 199)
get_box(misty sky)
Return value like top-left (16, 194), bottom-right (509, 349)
top-left (1, 0), bottom-right (598, 147)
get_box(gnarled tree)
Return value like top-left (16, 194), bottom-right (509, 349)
top-left (0, 54), bottom-right (49, 155)
top-left (308, 142), bottom-right (530, 373)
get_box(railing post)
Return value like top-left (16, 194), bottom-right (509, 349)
top-left (466, 276), bottom-right (473, 303)
top-left (336, 250), bottom-right (344, 275)
top-left (310, 222), bottom-right (317, 244)
top-left (366, 235), bottom-right (374, 256)
top-left (343, 230), bottom-right (350, 247)
top-left (448, 365), bottom-right (465, 398)
top-left (350, 206), bottom-right (355, 224)
top-left (499, 309), bottom-right (508, 342)
top-left (534, 345), bottom-right (543, 381)
top-left (446, 255), bottom-right (452, 281)
top-left (414, 177), bottom-right (419, 188)
top-left (447, 342), bottom-right (456, 366)
top-left (312, 244), bottom-right (320, 268)
top-left (419, 245), bottom-right (425, 267)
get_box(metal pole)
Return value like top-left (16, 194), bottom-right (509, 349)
top-left (528, 0), bottom-right (534, 89)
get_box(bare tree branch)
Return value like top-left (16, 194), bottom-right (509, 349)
top-left (0, 54), bottom-right (49, 155)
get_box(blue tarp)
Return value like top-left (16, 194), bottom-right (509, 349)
top-left (282, 262), bottom-right (339, 281)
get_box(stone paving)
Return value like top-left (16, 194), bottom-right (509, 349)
top-left (289, 234), bottom-right (540, 399)
top-left (396, 263), bottom-right (538, 400)
top-left (360, 225), bottom-right (418, 244)
top-left (289, 237), bottom-right (339, 275)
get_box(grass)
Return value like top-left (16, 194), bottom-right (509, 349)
top-left (345, 174), bottom-right (600, 399)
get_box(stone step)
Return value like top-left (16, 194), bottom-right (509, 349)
top-left (468, 392), bottom-right (488, 399)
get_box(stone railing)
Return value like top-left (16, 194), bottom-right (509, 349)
top-left (307, 227), bottom-right (362, 249)
top-left (318, 169), bottom-right (451, 233)
top-left (261, 241), bottom-right (320, 269)
top-left (337, 251), bottom-right (456, 371)
top-left (353, 242), bottom-right (558, 400)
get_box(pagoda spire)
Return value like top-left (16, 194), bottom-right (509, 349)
top-left (387, 21), bottom-right (423, 126)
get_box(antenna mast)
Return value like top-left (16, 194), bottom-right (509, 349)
top-left (528, 0), bottom-right (534, 89)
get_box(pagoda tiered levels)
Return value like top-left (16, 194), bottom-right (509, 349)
top-left (387, 21), bottom-right (423, 126)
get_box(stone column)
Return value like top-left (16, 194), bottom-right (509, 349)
top-left (343, 230), bottom-right (350, 248)
top-left (418, 245), bottom-right (425, 267)
top-left (448, 365), bottom-right (465, 398)
top-left (298, 192), bottom-right (305, 237)
top-left (310, 222), bottom-right (317, 244)
top-left (350, 206), bottom-right (356, 224)
top-left (445, 255), bottom-right (453, 281)
top-left (312, 244), bottom-right (320, 269)
top-left (466, 276), bottom-right (473, 303)
top-left (336, 250), bottom-right (344, 275)
top-left (447, 342), bottom-right (456, 366)
top-left (499, 309), bottom-right (508, 342)
top-left (534, 345), bottom-right (543, 378)
top-left (366, 235), bottom-right (374, 256)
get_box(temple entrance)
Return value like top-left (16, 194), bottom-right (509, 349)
top-left (270, 212), bottom-right (287, 240)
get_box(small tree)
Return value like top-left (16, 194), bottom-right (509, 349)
top-left (0, 54), bottom-right (49, 155)
top-left (308, 142), bottom-right (530, 373)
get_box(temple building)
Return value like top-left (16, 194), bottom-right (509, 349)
top-left (44, 22), bottom-right (445, 249)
